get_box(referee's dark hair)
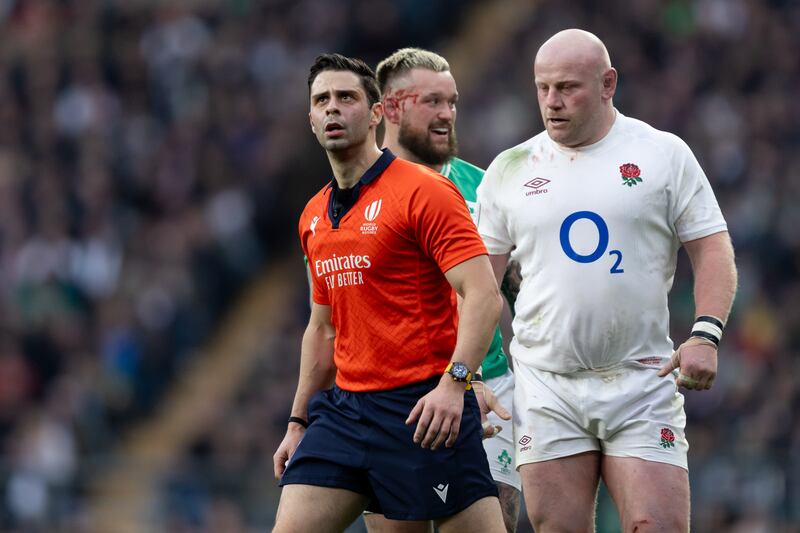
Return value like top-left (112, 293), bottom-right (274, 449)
top-left (308, 53), bottom-right (381, 107)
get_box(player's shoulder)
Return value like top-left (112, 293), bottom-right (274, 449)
top-left (388, 156), bottom-right (439, 177)
top-left (449, 157), bottom-right (485, 177)
top-left (386, 157), bottom-right (456, 191)
top-left (495, 134), bottom-right (537, 156)
top-left (616, 114), bottom-right (693, 156)
top-left (298, 183), bottom-right (330, 243)
top-left (484, 135), bottom-right (543, 182)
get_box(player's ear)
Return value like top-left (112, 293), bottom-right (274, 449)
top-left (601, 68), bottom-right (618, 100)
top-left (370, 101), bottom-right (384, 128)
top-left (382, 97), bottom-right (400, 125)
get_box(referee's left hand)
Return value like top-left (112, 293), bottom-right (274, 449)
top-left (406, 376), bottom-right (466, 450)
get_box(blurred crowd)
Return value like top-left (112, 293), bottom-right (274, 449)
top-left (0, 0), bottom-right (321, 529)
top-left (0, 0), bottom-right (798, 531)
top-left (0, 0), bottom-right (472, 530)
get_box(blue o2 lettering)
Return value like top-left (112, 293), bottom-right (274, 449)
top-left (559, 211), bottom-right (608, 263)
top-left (559, 211), bottom-right (624, 274)
top-left (608, 250), bottom-right (624, 273)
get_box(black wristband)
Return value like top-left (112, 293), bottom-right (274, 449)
top-left (288, 416), bottom-right (309, 429)
top-left (472, 373), bottom-right (483, 382)
top-left (690, 330), bottom-right (720, 346)
top-left (695, 315), bottom-right (724, 330)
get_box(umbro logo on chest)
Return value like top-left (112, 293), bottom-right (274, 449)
top-left (524, 177), bottom-right (550, 196)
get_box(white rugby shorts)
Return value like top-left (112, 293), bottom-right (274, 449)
top-left (483, 368), bottom-right (521, 490)
top-left (513, 360), bottom-right (688, 470)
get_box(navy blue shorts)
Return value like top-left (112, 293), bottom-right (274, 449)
top-left (279, 376), bottom-right (498, 520)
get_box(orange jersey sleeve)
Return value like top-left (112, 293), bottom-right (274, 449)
top-left (407, 173), bottom-right (488, 274)
top-left (299, 189), bottom-right (332, 306)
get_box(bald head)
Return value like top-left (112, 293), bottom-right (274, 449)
top-left (535, 29), bottom-right (611, 78)
top-left (533, 29), bottom-right (617, 148)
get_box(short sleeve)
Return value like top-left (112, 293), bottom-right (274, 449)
top-left (476, 155), bottom-right (514, 254)
top-left (299, 218), bottom-right (330, 306)
top-left (669, 138), bottom-right (728, 242)
top-left (408, 176), bottom-right (487, 273)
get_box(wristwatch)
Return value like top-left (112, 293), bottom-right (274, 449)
top-left (444, 362), bottom-right (473, 390)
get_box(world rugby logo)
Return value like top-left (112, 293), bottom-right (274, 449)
top-left (364, 199), bottom-right (382, 222)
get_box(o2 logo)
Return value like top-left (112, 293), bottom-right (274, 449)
top-left (559, 211), bottom-right (624, 274)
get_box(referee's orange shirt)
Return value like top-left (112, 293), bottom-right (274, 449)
top-left (299, 150), bottom-right (487, 392)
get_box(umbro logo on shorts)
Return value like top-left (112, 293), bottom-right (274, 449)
top-left (433, 483), bottom-right (449, 503)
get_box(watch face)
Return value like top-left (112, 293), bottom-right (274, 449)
top-left (451, 363), bottom-right (468, 379)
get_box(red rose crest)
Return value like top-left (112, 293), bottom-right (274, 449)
top-left (659, 427), bottom-right (676, 448)
top-left (620, 163), bottom-right (643, 187)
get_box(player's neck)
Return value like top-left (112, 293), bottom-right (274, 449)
top-left (328, 143), bottom-right (384, 190)
top-left (578, 106), bottom-right (618, 148)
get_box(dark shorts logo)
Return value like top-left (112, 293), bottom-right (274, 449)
top-left (524, 178), bottom-right (550, 196)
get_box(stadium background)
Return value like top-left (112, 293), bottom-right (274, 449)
top-left (0, 0), bottom-right (797, 531)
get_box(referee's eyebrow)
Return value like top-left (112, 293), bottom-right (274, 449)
top-left (311, 88), bottom-right (361, 103)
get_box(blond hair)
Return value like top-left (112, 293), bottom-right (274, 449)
top-left (376, 48), bottom-right (450, 92)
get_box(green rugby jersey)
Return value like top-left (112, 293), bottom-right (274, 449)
top-left (440, 158), bottom-right (509, 380)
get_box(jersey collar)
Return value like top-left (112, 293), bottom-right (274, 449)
top-left (439, 160), bottom-right (452, 178)
top-left (326, 149), bottom-right (396, 228)
top-left (362, 148), bottom-right (396, 185)
top-left (326, 148), bottom-right (397, 191)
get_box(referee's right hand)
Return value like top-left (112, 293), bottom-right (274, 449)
top-left (273, 424), bottom-right (306, 479)
top-left (406, 376), bottom-right (466, 450)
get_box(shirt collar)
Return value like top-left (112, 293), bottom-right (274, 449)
top-left (326, 148), bottom-right (397, 190)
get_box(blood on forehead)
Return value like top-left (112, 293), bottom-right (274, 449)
top-left (383, 88), bottom-right (419, 110)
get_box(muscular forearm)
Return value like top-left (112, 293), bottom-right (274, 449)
top-left (451, 285), bottom-right (502, 374)
top-left (290, 321), bottom-right (336, 420)
top-left (685, 231), bottom-right (737, 323)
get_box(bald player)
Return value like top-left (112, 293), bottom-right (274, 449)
top-left (476, 29), bottom-right (737, 531)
